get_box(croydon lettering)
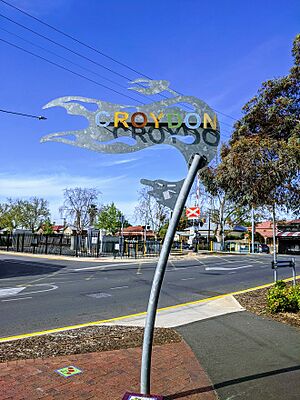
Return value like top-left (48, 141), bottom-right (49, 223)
top-left (95, 111), bottom-right (217, 131)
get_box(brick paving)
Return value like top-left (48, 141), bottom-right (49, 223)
top-left (0, 342), bottom-right (217, 400)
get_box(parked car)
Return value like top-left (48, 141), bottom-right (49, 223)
top-left (258, 243), bottom-right (270, 254)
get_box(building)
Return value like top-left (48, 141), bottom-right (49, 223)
top-left (251, 221), bottom-right (274, 244)
top-left (277, 219), bottom-right (300, 255)
top-left (117, 225), bottom-right (156, 240)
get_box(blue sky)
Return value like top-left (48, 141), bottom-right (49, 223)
top-left (0, 0), bottom-right (299, 224)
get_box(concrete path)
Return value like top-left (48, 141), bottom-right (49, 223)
top-left (103, 295), bottom-right (244, 328)
top-left (177, 311), bottom-right (300, 400)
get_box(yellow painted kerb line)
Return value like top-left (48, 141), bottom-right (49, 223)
top-left (1, 275), bottom-right (299, 343)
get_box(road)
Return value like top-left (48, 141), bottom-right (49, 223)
top-left (0, 253), bottom-right (299, 338)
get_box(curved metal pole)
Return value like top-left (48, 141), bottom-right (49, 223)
top-left (140, 154), bottom-right (203, 394)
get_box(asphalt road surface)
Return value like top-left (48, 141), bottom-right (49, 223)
top-left (0, 253), bottom-right (299, 337)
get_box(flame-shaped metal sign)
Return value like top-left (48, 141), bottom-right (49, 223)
top-left (41, 79), bottom-right (220, 209)
top-left (40, 79), bottom-right (221, 395)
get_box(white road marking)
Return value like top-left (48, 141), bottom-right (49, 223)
top-left (0, 287), bottom-right (26, 298)
top-left (205, 265), bottom-right (253, 271)
top-left (2, 297), bottom-right (32, 302)
top-left (19, 284), bottom-right (58, 296)
top-left (87, 292), bottom-right (111, 299)
top-left (73, 262), bottom-right (139, 272)
top-left (194, 257), bottom-right (206, 265)
top-left (170, 260), bottom-right (177, 270)
top-left (214, 256), bottom-right (233, 263)
top-left (181, 277), bottom-right (195, 281)
top-left (110, 285), bottom-right (129, 290)
top-left (136, 263), bottom-right (142, 275)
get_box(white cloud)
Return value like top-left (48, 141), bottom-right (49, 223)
top-left (0, 172), bottom-right (125, 199)
top-left (98, 158), bottom-right (139, 167)
top-left (0, 172), bottom-right (140, 224)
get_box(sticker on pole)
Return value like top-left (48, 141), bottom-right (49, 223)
top-left (186, 207), bottom-right (200, 219)
top-left (122, 393), bottom-right (164, 400)
top-left (55, 365), bottom-right (82, 377)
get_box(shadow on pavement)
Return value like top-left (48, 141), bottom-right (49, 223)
top-left (165, 364), bottom-right (300, 399)
top-left (0, 259), bottom-right (67, 279)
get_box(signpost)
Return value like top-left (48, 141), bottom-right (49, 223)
top-left (41, 78), bottom-right (220, 396)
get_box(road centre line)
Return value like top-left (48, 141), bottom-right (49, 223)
top-left (110, 285), bottom-right (129, 290)
top-left (2, 297), bottom-right (32, 302)
top-left (181, 277), bottom-right (195, 281)
top-left (205, 265), bottom-right (253, 271)
top-left (1, 274), bottom-right (299, 342)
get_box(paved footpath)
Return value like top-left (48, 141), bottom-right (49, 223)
top-left (178, 311), bottom-right (300, 400)
top-left (0, 341), bottom-right (217, 400)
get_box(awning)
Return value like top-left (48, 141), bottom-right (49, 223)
top-left (277, 231), bottom-right (300, 237)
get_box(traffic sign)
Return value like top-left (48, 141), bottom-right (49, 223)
top-left (186, 207), bottom-right (200, 219)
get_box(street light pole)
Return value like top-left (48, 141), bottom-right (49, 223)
top-left (140, 154), bottom-right (203, 394)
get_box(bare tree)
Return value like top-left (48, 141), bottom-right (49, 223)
top-left (134, 187), bottom-right (169, 233)
top-left (60, 188), bottom-right (101, 233)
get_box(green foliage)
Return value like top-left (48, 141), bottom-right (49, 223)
top-left (158, 222), bottom-right (168, 239)
top-left (267, 281), bottom-right (300, 313)
top-left (43, 218), bottom-right (54, 235)
top-left (95, 202), bottom-right (129, 235)
top-left (213, 35), bottom-right (300, 213)
top-left (0, 197), bottom-right (50, 232)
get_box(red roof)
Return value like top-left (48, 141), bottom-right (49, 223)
top-left (120, 225), bottom-right (155, 238)
top-left (260, 231), bottom-right (275, 238)
top-left (256, 221), bottom-right (273, 229)
top-left (52, 225), bottom-right (64, 231)
top-left (123, 226), bottom-right (144, 233)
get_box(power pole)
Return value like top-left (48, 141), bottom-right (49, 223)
top-left (272, 204), bottom-right (278, 281)
top-left (251, 207), bottom-right (255, 254)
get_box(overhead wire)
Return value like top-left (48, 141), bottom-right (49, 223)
top-left (0, 26), bottom-right (151, 99)
top-left (0, 108), bottom-right (46, 119)
top-left (0, 1), bottom-right (240, 124)
top-left (0, 0), bottom-right (154, 80)
top-left (0, 12), bottom-right (138, 83)
top-left (0, 4), bottom-right (235, 138)
top-left (0, 37), bottom-right (146, 104)
top-left (0, 35), bottom-right (233, 137)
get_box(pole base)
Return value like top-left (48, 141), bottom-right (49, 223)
top-left (122, 392), bottom-right (164, 400)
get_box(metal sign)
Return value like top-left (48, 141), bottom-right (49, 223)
top-left (186, 207), bottom-right (200, 218)
top-left (41, 78), bottom-right (220, 395)
top-left (41, 79), bottom-right (219, 210)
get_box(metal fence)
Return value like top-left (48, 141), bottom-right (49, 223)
top-left (0, 233), bottom-right (162, 258)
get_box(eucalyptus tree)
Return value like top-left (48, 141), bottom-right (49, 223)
top-left (219, 34), bottom-right (300, 214)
